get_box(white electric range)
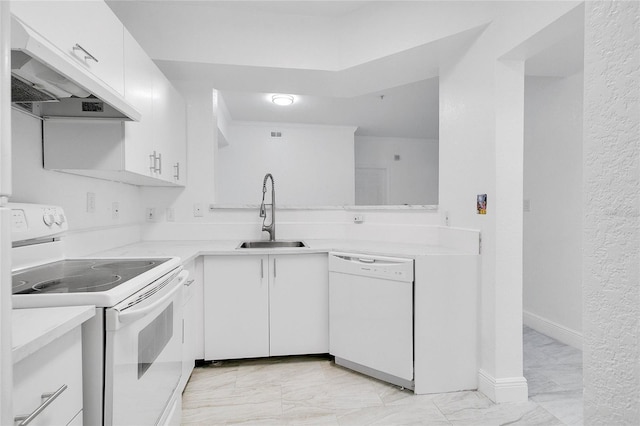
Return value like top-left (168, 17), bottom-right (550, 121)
top-left (10, 203), bottom-right (187, 426)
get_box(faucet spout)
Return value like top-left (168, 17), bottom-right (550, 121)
top-left (260, 173), bottom-right (276, 241)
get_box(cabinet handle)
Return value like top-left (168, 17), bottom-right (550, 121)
top-left (72, 43), bottom-right (99, 63)
top-left (149, 151), bottom-right (156, 173)
top-left (14, 384), bottom-right (68, 426)
top-left (149, 151), bottom-right (162, 174)
top-left (273, 258), bottom-right (277, 278)
top-left (174, 162), bottom-right (180, 180)
top-left (260, 259), bottom-right (264, 279)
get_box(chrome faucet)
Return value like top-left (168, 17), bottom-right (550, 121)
top-left (259, 173), bottom-right (276, 241)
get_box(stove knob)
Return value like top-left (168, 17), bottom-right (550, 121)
top-left (54, 212), bottom-right (66, 226)
top-left (43, 213), bottom-right (55, 227)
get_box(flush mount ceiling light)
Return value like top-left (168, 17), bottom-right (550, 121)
top-left (272, 94), bottom-right (294, 106)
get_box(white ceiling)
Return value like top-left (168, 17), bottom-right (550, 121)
top-left (194, 1), bottom-right (372, 17)
top-left (219, 77), bottom-right (439, 138)
top-left (107, 1), bottom-right (584, 139)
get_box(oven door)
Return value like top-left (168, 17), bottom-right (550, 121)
top-left (104, 268), bottom-right (188, 426)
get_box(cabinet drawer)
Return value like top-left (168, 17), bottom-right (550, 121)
top-left (14, 328), bottom-right (83, 426)
top-left (11, 0), bottom-right (125, 94)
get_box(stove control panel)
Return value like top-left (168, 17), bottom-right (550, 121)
top-left (8, 203), bottom-right (68, 243)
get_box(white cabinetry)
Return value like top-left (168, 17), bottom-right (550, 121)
top-left (11, 0), bottom-right (125, 94)
top-left (269, 254), bottom-right (329, 356)
top-left (204, 255), bottom-right (270, 360)
top-left (13, 327), bottom-right (83, 426)
top-left (122, 30), bottom-right (154, 179)
top-left (41, 33), bottom-right (187, 187)
top-left (180, 258), bottom-right (204, 392)
top-left (204, 253), bottom-right (328, 360)
top-left (151, 65), bottom-right (187, 185)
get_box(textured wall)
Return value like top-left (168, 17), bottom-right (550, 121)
top-left (583, 1), bottom-right (640, 424)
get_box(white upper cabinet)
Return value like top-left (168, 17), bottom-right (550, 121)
top-left (122, 31), bottom-right (154, 178)
top-left (11, 0), bottom-right (125, 95)
top-left (151, 66), bottom-right (187, 185)
top-left (28, 3), bottom-right (187, 187)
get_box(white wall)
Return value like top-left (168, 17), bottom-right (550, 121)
top-left (438, 1), bottom-right (581, 402)
top-left (216, 122), bottom-right (355, 205)
top-left (355, 136), bottom-right (438, 205)
top-left (583, 1), bottom-right (640, 423)
top-left (523, 73), bottom-right (583, 347)
top-left (11, 110), bottom-right (142, 255)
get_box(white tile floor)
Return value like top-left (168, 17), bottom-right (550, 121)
top-left (181, 327), bottom-right (583, 425)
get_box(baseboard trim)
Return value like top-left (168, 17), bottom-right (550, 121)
top-left (478, 369), bottom-right (528, 403)
top-left (523, 310), bottom-right (583, 350)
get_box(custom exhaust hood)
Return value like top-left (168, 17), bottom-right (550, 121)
top-left (11, 17), bottom-right (141, 121)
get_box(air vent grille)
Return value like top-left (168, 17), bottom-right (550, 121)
top-left (11, 75), bottom-right (57, 103)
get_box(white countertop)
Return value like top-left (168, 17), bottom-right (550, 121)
top-left (92, 239), bottom-right (468, 264)
top-left (12, 306), bottom-right (96, 364)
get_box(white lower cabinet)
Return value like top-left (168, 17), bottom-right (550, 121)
top-left (269, 254), bottom-right (329, 356)
top-left (180, 258), bottom-right (204, 392)
top-left (204, 253), bottom-right (328, 360)
top-left (204, 255), bottom-right (270, 360)
top-left (13, 327), bottom-right (83, 426)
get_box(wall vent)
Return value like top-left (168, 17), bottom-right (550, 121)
top-left (270, 131), bottom-right (282, 138)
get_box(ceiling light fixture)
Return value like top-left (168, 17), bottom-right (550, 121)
top-left (272, 94), bottom-right (294, 106)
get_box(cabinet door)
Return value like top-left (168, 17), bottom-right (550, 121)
top-left (204, 256), bottom-right (269, 360)
top-left (13, 327), bottom-right (83, 426)
top-left (123, 30), bottom-right (154, 177)
top-left (150, 66), bottom-right (187, 184)
top-left (11, 0), bottom-right (125, 94)
top-left (269, 254), bottom-right (329, 356)
top-left (166, 84), bottom-right (187, 186)
top-left (192, 257), bottom-right (205, 360)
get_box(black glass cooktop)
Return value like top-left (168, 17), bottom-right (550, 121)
top-left (12, 258), bottom-right (169, 294)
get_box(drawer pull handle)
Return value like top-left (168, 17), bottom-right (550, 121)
top-left (14, 384), bottom-right (68, 426)
top-left (73, 43), bottom-right (99, 62)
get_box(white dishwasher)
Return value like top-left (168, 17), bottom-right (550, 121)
top-left (328, 252), bottom-right (414, 389)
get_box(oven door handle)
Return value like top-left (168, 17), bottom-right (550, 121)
top-left (116, 270), bottom-right (188, 326)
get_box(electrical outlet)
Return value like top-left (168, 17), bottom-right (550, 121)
top-left (86, 192), bottom-right (96, 213)
top-left (353, 214), bottom-right (364, 224)
top-left (112, 202), bottom-right (119, 219)
top-left (166, 208), bottom-right (175, 222)
top-left (146, 208), bottom-right (156, 221)
top-left (193, 204), bottom-right (204, 217)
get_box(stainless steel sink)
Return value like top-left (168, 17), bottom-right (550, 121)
top-left (237, 240), bottom-right (308, 249)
